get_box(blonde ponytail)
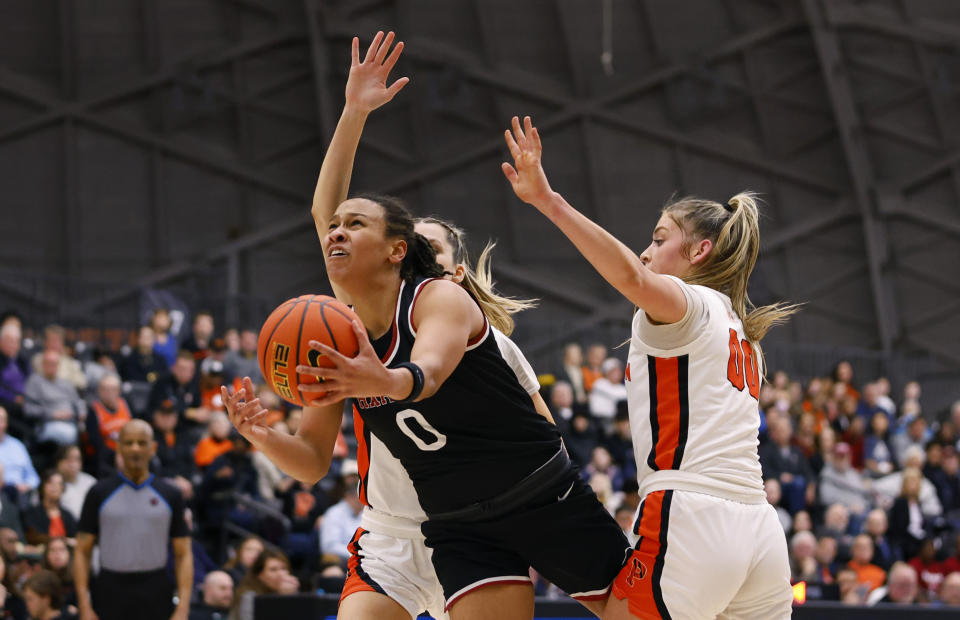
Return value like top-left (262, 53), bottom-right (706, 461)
top-left (664, 192), bottom-right (800, 348)
top-left (417, 217), bottom-right (538, 336)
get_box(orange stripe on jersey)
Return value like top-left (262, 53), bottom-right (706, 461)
top-left (353, 404), bottom-right (371, 507)
top-left (340, 528), bottom-right (386, 604)
top-left (611, 490), bottom-right (674, 619)
top-left (646, 355), bottom-right (690, 472)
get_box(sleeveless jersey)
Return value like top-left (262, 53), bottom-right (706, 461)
top-left (351, 277), bottom-right (560, 515)
top-left (355, 328), bottom-right (541, 523)
top-left (625, 276), bottom-right (766, 504)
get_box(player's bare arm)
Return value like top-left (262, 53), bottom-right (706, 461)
top-left (311, 31), bottom-right (408, 239)
top-left (222, 377), bottom-right (342, 484)
top-left (502, 115), bottom-right (688, 325)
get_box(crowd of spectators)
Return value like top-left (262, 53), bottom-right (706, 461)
top-left (1, 307), bottom-right (959, 616)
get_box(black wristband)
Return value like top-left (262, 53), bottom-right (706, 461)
top-left (396, 362), bottom-right (425, 403)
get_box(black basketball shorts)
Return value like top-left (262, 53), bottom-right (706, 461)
top-left (421, 453), bottom-right (631, 612)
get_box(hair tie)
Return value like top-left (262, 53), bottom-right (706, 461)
top-left (724, 199), bottom-right (737, 213)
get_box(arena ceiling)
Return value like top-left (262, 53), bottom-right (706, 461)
top-left (0, 0), bottom-right (958, 408)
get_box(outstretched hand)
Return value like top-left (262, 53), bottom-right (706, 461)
top-left (221, 377), bottom-right (270, 443)
top-left (345, 31), bottom-right (410, 113)
top-left (296, 320), bottom-right (395, 407)
top-left (501, 115), bottom-right (555, 209)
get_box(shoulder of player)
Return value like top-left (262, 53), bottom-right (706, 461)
top-left (412, 278), bottom-right (474, 313)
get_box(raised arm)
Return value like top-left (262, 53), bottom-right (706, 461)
top-left (222, 377), bottom-right (343, 485)
top-left (501, 116), bottom-right (687, 324)
top-left (311, 31), bottom-right (409, 240)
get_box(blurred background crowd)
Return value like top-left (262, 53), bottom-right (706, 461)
top-left (1, 306), bottom-right (959, 618)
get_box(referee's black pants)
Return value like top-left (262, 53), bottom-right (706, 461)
top-left (93, 568), bottom-right (174, 620)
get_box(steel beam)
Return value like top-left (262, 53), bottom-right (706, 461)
top-left (802, 0), bottom-right (900, 355)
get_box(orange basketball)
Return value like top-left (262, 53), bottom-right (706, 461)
top-left (257, 294), bottom-right (362, 407)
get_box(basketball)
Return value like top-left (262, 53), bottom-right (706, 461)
top-left (257, 294), bottom-right (362, 406)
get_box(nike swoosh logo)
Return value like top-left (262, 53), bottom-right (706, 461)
top-left (558, 482), bottom-right (575, 502)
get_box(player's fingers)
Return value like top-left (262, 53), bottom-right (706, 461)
top-left (363, 31), bottom-right (384, 64)
top-left (501, 162), bottom-right (519, 184)
top-left (386, 77), bottom-right (410, 99)
top-left (297, 381), bottom-right (335, 393)
top-left (531, 126), bottom-right (542, 152)
top-left (504, 129), bottom-right (521, 159)
top-left (351, 37), bottom-right (360, 66)
top-left (511, 116), bottom-right (527, 149)
top-left (243, 376), bottom-right (257, 397)
top-left (375, 31), bottom-right (395, 64)
top-left (243, 409), bottom-right (268, 425)
top-left (308, 392), bottom-right (343, 407)
top-left (306, 340), bottom-right (347, 363)
top-left (382, 41), bottom-right (405, 73)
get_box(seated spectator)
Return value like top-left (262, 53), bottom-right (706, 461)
top-left (790, 531), bottom-right (818, 582)
top-left (561, 411), bottom-right (601, 469)
top-left (118, 326), bottom-right (167, 384)
top-left (791, 510), bottom-right (813, 536)
top-left (863, 508), bottom-right (897, 571)
top-left (22, 470), bottom-right (78, 546)
top-left (813, 535), bottom-right (839, 585)
top-left (197, 435), bottom-right (260, 555)
top-left (587, 358), bottom-right (627, 428)
top-left (547, 381), bottom-right (576, 433)
top-left (150, 308), bottom-right (178, 368)
top-left (765, 478), bottom-right (792, 533)
top-left (151, 399), bottom-right (196, 502)
top-left (85, 374), bottom-right (132, 472)
top-left (223, 330), bottom-right (259, 385)
top-left (613, 505), bottom-right (636, 546)
top-left (809, 427), bottom-right (836, 477)
top-left (759, 417), bottom-right (815, 513)
top-left (908, 537), bottom-right (947, 598)
top-left (0, 464), bottom-right (24, 539)
top-left (0, 406), bottom-right (40, 496)
top-left (867, 561), bottom-right (919, 605)
top-left (181, 312), bottom-right (215, 372)
top-left (892, 415), bottom-right (931, 468)
top-left (581, 343), bottom-right (607, 393)
top-left (856, 382), bottom-right (886, 422)
top-left (0, 322), bottom-right (29, 421)
top-left (889, 467), bottom-right (932, 560)
top-left (41, 537), bottom-right (76, 612)
top-left (836, 566), bottom-right (866, 605)
top-left (558, 343), bottom-right (587, 404)
top-left (863, 412), bottom-right (895, 477)
top-left (22, 569), bottom-right (71, 620)
top-left (819, 442), bottom-right (871, 516)
top-left (54, 445), bottom-right (95, 522)
top-left (230, 550), bottom-right (298, 620)
top-left (23, 351), bottom-right (85, 446)
top-left (30, 325), bottom-right (86, 392)
top-left (874, 377), bottom-right (896, 419)
top-left (319, 465), bottom-right (363, 566)
top-left (223, 536), bottom-right (264, 586)
top-left (198, 358), bottom-right (227, 413)
top-left (847, 534), bottom-right (886, 593)
top-left (194, 412), bottom-right (234, 470)
top-left (942, 536), bottom-right (960, 575)
top-left (0, 549), bottom-right (27, 619)
top-left (582, 446), bottom-right (623, 492)
top-left (190, 570), bottom-right (233, 620)
top-left (148, 350), bottom-right (205, 440)
top-left (874, 446), bottom-right (943, 517)
top-left (939, 571), bottom-right (960, 607)
top-left (604, 409), bottom-right (635, 480)
top-left (252, 422), bottom-right (294, 506)
top-left (929, 448), bottom-right (960, 515)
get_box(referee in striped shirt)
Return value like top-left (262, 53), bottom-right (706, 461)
top-left (74, 419), bottom-right (193, 620)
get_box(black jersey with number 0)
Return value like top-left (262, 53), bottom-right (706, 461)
top-left (349, 276), bottom-right (562, 515)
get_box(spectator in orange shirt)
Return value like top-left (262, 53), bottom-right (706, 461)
top-left (581, 343), bottom-right (607, 393)
top-left (848, 534), bottom-right (887, 593)
top-left (195, 411), bottom-right (234, 469)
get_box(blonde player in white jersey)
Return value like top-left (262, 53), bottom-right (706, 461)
top-left (502, 116), bottom-right (799, 619)
top-left (307, 33), bottom-right (557, 619)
